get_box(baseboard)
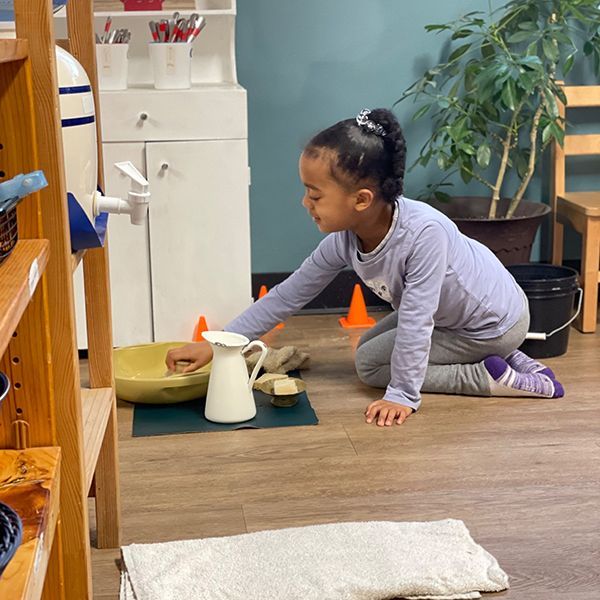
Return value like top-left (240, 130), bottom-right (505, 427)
top-left (252, 270), bottom-right (390, 312)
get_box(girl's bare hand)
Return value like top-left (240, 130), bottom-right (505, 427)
top-left (165, 342), bottom-right (213, 373)
top-left (365, 399), bottom-right (413, 427)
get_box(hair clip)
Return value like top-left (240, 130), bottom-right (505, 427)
top-left (356, 108), bottom-right (387, 137)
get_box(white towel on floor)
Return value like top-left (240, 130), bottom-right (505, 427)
top-left (120, 519), bottom-right (508, 600)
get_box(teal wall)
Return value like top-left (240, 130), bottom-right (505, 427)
top-left (236, 0), bottom-right (591, 273)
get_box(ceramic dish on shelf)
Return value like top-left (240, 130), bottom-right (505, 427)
top-left (0, 372), bottom-right (9, 407)
top-left (114, 342), bottom-right (210, 404)
top-left (0, 501), bottom-right (22, 577)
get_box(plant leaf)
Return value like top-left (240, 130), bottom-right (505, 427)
top-left (544, 90), bottom-right (559, 119)
top-left (519, 55), bottom-right (543, 70)
top-left (448, 79), bottom-right (461, 99)
top-left (519, 72), bottom-right (538, 93)
top-left (542, 37), bottom-right (559, 62)
top-left (448, 43), bottom-right (471, 62)
top-left (412, 104), bottom-right (431, 121)
top-left (515, 151), bottom-right (529, 179)
top-left (424, 24), bottom-right (450, 33)
top-left (555, 86), bottom-right (567, 105)
top-left (452, 29), bottom-right (473, 40)
top-left (481, 41), bottom-right (495, 58)
top-left (419, 149), bottom-right (433, 166)
top-left (542, 123), bottom-right (552, 144)
top-left (550, 121), bottom-right (565, 146)
top-left (508, 31), bottom-right (535, 43)
top-left (449, 117), bottom-right (467, 141)
top-left (476, 144), bottom-right (491, 168)
top-left (501, 79), bottom-right (517, 111)
top-left (526, 41), bottom-right (538, 56)
top-left (563, 52), bottom-right (575, 75)
top-left (518, 21), bottom-right (537, 31)
top-left (552, 31), bottom-right (572, 46)
top-left (433, 191), bottom-right (451, 203)
top-left (458, 142), bottom-right (476, 155)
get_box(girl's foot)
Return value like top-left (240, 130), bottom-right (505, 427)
top-left (505, 349), bottom-right (555, 379)
top-left (484, 356), bottom-right (564, 398)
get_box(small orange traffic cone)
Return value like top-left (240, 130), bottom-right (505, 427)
top-left (193, 315), bottom-right (208, 341)
top-left (339, 284), bottom-right (376, 329)
top-left (257, 284), bottom-right (285, 329)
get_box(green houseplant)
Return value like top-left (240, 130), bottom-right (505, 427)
top-left (397, 0), bottom-right (600, 263)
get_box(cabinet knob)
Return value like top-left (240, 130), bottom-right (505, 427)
top-left (160, 162), bottom-right (169, 171)
top-left (139, 112), bottom-right (149, 121)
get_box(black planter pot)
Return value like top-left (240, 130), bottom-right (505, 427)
top-left (428, 197), bottom-right (551, 266)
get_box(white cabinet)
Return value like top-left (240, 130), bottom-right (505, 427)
top-left (74, 142), bottom-right (154, 348)
top-left (146, 139), bottom-right (251, 341)
top-left (105, 143), bottom-right (153, 345)
top-left (98, 86), bottom-right (247, 142)
top-left (68, 1), bottom-right (252, 348)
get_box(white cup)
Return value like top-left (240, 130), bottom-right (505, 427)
top-left (96, 43), bottom-right (129, 91)
top-left (149, 43), bottom-right (193, 90)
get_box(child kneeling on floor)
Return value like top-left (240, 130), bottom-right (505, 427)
top-left (166, 108), bottom-right (564, 427)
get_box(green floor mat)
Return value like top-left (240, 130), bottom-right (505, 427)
top-left (132, 373), bottom-right (318, 437)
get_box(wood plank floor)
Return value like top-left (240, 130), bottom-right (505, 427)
top-left (90, 313), bottom-right (600, 599)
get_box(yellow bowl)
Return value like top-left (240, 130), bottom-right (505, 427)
top-left (114, 342), bottom-right (210, 404)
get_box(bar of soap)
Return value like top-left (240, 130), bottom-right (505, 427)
top-left (273, 378), bottom-right (298, 395)
top-left (255, 373), bottom-right (288, 385)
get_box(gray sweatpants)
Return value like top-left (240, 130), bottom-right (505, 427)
top-left (355, 299), bottom-right (530, 397)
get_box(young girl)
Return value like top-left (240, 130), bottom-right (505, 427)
top-left (166, 108), bottom-right (564, 427)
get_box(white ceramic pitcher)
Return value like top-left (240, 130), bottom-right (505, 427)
top-left (203, 331), bottom-right (268, 424)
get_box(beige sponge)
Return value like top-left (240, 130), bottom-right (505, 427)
top-left (273, 378), bottom-right (299, 395)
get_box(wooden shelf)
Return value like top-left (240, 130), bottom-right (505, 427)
top-left (0, 240), bottom-right (50, 357)
top-left (71, 250), bottom-right (86, 273)
top-left (1, 1), bottom-right (121, 594)
top-left (81, 387), bottom-right (113, 491)
top-left (0, 447), bottom-right (61, 600)
top-left (0, 40), bottom-right (28, 64)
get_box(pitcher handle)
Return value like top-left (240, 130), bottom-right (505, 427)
top-left (242, 340), bottom-right (269, 392)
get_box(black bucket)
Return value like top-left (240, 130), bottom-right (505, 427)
top-left (507, 264), bottom-right (580, 359)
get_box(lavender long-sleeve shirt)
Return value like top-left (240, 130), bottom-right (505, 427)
top-left (225, 197), bottom-right (524, 410)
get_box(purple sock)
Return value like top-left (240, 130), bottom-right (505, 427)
top-left (505, 349), bottom-right (555, 379)
top-left (484, 355), bottom-right (564, 399)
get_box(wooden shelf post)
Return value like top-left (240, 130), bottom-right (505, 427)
top-left (1, 1), bottom-right (122, 596)
top-left (66, 0), bottom-right (121, 550)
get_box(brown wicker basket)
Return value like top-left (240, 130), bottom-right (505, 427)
top-left (0, 197), bottom-right (19, 266)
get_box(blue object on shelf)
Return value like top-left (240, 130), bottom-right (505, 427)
top-left (0, 171), bottom-right (47, 207)
top-left (0, 171), bottom-right (47, 265)
top-left (0, 501), bottom-right (22, 577)
top-left (0, 0), bottom-right (67, 21)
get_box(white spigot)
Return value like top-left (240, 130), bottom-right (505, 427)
top-left (93, 161), bottom-right (150, 225)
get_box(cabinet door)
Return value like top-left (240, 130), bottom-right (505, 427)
top-left (146, 140), bottom-right (252, 341)
top-left (105, 143), bottom-right (154, 346)
top-left (74, 142), bottom-right (153, 348)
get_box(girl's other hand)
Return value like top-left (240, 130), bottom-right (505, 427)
top-left (165, 341), bottom-right (213, 374)
top-left (365, 399), bottom-right (413, 427)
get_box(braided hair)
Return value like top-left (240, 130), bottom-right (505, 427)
top-left (304, 108), bottom-right (406, 204)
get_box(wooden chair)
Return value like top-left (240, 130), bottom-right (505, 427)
top-left (552, 84), bottom-right (600, 333)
